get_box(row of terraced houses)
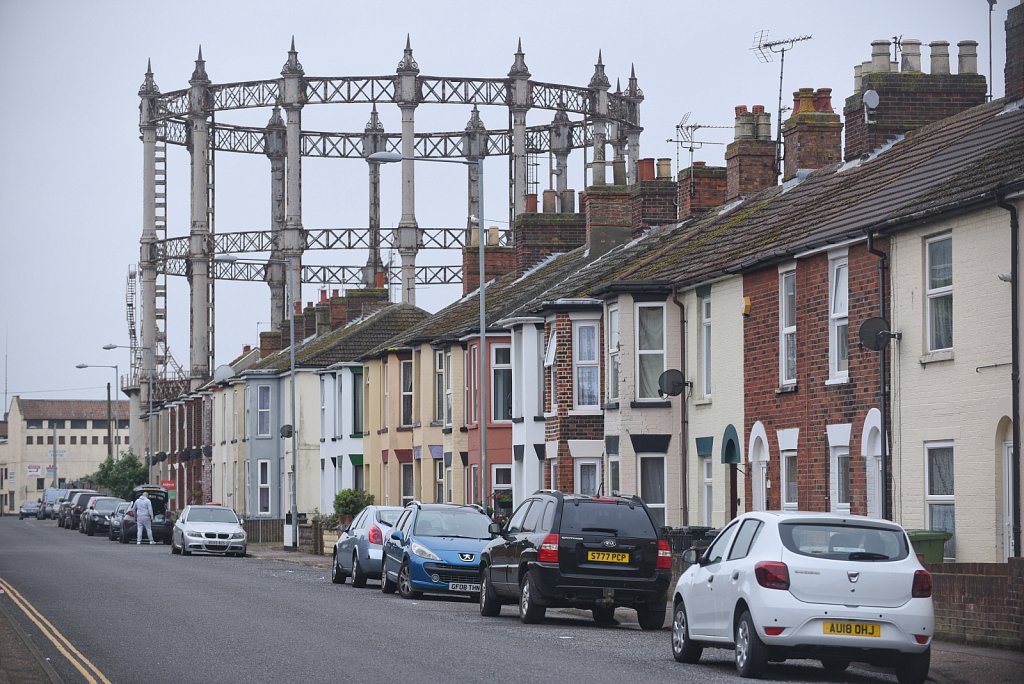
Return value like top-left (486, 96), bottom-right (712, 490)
top-left (7, 10), bottom-right (1022, 567)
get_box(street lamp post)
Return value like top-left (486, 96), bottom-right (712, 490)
top-left (367, 151), bottom-right (489, 508)
top-left (75, 363), bottom-right (119, 460)
top-left (217, 254), bottom-right (299, 549)
top-left (104, 343), bottom-right (155, 482)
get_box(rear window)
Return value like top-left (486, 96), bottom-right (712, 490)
top-left (94, 499), bottom-right (121, 513)
top-left (779, 523), bottom-right (909, 561)
top-left (558, 501), bottom-right (658, 538)
top-left (376, 509), bottom-right (401, 526)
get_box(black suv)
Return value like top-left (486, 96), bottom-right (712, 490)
top-left (478, 491), bottom-right (671, 629)
top-left (56, 489), bottom-right (96, 528)
top-left (65, 491), bottom-right (100, 530)
top-left (82, 497), bottom-right (125, 536)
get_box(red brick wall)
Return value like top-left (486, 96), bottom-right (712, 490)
top-left (843, 72), bottom-right (987, 160)
top-left (1007, 2), bottom-right (1024, 102)
top-left (512, 213), bottom-right (586, 277)
top-left (678, 163), bottom-right (727, 219)
top-left (463, 246), bottom-right (516, 295)
top-left (630, 179), bottom-right (678, 233)
top-left (782, 88), bottom-right (843, 180)
top-left (259, 330), bottom-right (283, 358)
top-left (926, 559), bottom-right (1024, 649)
top-left (743, 241), bottom-right (887, 513)
top-left (725, 139), bottom-right (776, 201)
top-left (583, 186), bottom-right (632, 228)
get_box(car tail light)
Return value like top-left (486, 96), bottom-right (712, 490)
top-left (912, 570), bottom-right (932, 598)
top-left (914, 634), bottom-right (930, 644)
top-left (537, 534), bottom-right (559, 563)
top-left (754, 561), bottom-right (790, 590)
top-left (656, 539), bottom-right (672, 569)
top-left (368, 525), bottom-right (383, 545)
top-left (763, 626), bottom-right (785, 636)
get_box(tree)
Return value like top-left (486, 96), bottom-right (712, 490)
top-left (82, 451), bottom-right (149, 500)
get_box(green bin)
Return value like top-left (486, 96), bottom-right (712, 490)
top-left (906, 529), bottom-right (952, 563)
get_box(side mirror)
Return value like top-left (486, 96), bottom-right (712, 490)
top-left (681, 548), bottom-right (700, 565)
top-left (487, 522), bottom-right (502, 537)
top-left (390, 530), bottom-right (404, 543)
top-left (337, 524), bottom-right (349, 534)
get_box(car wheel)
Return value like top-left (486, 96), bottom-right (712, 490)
top-left (120, 528), bottom-right (129, 544)
top-left (479, 566), bottom-right (501, 617)
top-left (894, 648), bottom-right (930, 684)
top-left (171, 538), bottom-right (180, 554)
top-left (518, 571), bottom-right (546, 624)
top-left (735, 610), bottom-right (768, 678)
top-left (331, 553), bottom-right (346, 585)
top-left (671, 601), bottom-right (703, 664)
top-left (397, 560), bottom-right (421, 599)
top-left (351, 552), bottom-right (367, 588)
top-left (637, 604), bottom-right (666, 631)
top-left (181, 540), bottom-right (191, 556)
top-left (592, 606), bottom-right (617, 625)
top-left (381, 564), bottom-right (397, 594)
top-left (87, 522), bottom-right (95, 536)
top-left (821, 657), bottom-right (850, 673)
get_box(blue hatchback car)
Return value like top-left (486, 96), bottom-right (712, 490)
top-left (381, 502), bottom-right (495, 599)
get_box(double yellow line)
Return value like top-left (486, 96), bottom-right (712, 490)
top-left (0, 576), bottom-right (111, 684)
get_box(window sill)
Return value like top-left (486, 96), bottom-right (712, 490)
top-left (320, 438), bottom-right (326, 443)
top-left (442, 427), bottom-right (453, 435)
top-left (230, 439), bottom-right (238, 444)
top-left (533, 415), bottom-right (546, 422)
top-left (429, 421), bottom-right (444, 427)
top-left (775, 384), bottom-right (797, 395)
top-left (459, 426), bottom-right (468, 433)
top-left (693, 397), bottom-right (712, 406)
top-left (824, 376), bottom-right (849, 386)
top-left (396, 426), bottom-right (413, 433)
top-left (569, 409), bottom-right (603, 416)
top-left (349, 433), bottom-right (364, 439)
top-left (920, 350), bottom-right (954, 365)
top-left (629, 400), bottom-right (671, 409)
top-left (603, 401), bottom-right (620, 410)
top-left (377, 428), bottom-right (388, 435)
top-left (330, 437), bottom-right (337, 442)
top-left (511, 416), bottom-right (525, 424)
top-left (543, 412), bottom-right (557, 419)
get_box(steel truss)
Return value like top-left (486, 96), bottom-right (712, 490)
top-left (167, 259), bottom-right (462, 286)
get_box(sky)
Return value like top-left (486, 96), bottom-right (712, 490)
top-left (0, 0), bottom-right (1014, 406)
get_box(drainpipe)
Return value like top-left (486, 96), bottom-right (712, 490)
top-left (672, 287), bottom-right (689, 525)
top-left (866, 231), bottom-right (891, 521)
top-left (996, 194), bottom-right (1021, 557)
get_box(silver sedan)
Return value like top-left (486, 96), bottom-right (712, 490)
top-left (332, 505), bottom-right (403, 586)
top-left (171, 505), bottom-right (247, 557)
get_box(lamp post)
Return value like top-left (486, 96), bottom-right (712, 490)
top-left (367, 150), bottom-right (489, 508)
top-left (75, 363), bottom-right (120, 460)
top-left (217, 253), bottom-right (299, 549)
top-left (104, 343), bottom-right (155, 482)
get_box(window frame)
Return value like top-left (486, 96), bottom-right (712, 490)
top-left (573, 321), bottom-right (600, 410)
top-left (638, 454), bottom-right (666, 527)
top-left (320, 376), bottom-right (326, 441)
top-left (256, 385), bottom-right (271, 438)
top-left (492, 344), bottom-right (513, 422)
top-left (400, 359), bottom-right (414, 427)
top-left (444, 349), bottom-right (453, 427)
top-left (544, 331), bottom-right (557, 414)
top-left (701, 454), bottom-right (713, 527)
top-left (434, 350), bottom-right (445, 423)
top-left (925, 440), bottom-right (956, 559)
top-left (257, 459), bottom-right (271, 515)
top-left (352, 369), bottom-right (364, 435)
top-left (574, 458), bottom-right (601, 497)
top-left (779, 268), bottom-right (797, 386)
top-left (635, 303), bottom-right (666, 401)
top-left (828, 253), bottom-right (849, 382)
top-left (400, 461), bottom-right (414, 506)
top-left (700, 295), bottom-right (712, 398)
top-left (781, 450), bottom-right (798, 511)
top-left (607, 305), bottom-right (620, 402)
top-left (926, 234), bottom-right (953, 352)
top-left (831, 446), bottom-right (851, 514)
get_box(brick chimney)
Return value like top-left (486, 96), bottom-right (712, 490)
top-left (344, 288), bottom-right (390, 322)
top-left (678, 162), bottom-right (727, 219)
top-left (1008, 2), bottom-right (1024, 102)
top-left (582, 185), bottom-right (634, 250)
top-left (259, 330), bottom-right (283, 358)
top-left (630, 157), bottom-right (678, 230)
top-left (782, 88), bottom-right (843, 179)
top-left (844, 38), bottom-right (987, 160)
top-left (725, 105), bottom-right (776, 201)
top-left (328, 290), bottom-right (348, 329)
top-left (302, 302), bottom-right (317, 340)
top-left (462, 228), bottom-right (515, 295)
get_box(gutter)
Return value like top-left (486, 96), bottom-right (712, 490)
top-left (996, 193), bottom-right (1022, 558)
top-left (865, 230), bottom-right (891, 521)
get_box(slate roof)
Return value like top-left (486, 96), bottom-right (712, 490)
top-left (16, 399), bottom-right (130, 421)
top-left (251, 303), bottom-right (430, 372)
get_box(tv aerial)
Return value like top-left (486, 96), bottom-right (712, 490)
top-left (751, 30), bottom-right (813, 178)
top-left (665, 112), bottom-right (729, 185)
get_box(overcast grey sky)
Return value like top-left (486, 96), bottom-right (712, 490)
top-left (0, 0), bottom-right (1013, 405)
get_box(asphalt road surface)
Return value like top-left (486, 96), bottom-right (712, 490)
top-left (0, 517), bottom-right (911, 684)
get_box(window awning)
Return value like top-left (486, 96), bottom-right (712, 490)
top-left (395, 449), bottom-right (413, 463)
top-left (695, 437), bottom-right (714, 458)
top-left (348, 454), bottom-right (363, 467)
top-left (722, 424), bottom-right (741, 464)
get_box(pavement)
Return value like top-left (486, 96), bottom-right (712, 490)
top-left (3, 543), bottom-right (1022, 682)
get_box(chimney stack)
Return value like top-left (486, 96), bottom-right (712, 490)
top-left (259, 331), bottom-right (283, 359)
top-left (844, 37), bottom-right (986, 160)
top-left (461, 236), bottom-right (515, 295)
top-left (725, 105), bottom-right (776, 201)
top-left (512, 210), bottom-right (585, 278)
top-left (781, 87), bottom-right (843, 180)
top-left (678, 162), bottom-right (727, 219)
top-left (1007, 2), bottom-right (1024, 101)
top-left (631, 159), bottom-right (678, 233)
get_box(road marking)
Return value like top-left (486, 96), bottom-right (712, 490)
top-left (0, 577), bottom-right (112, 684)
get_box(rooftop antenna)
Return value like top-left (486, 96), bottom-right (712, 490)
top-left (891, 35), bottom-right (904, 65)
top-left (752, 30), bottom-right (813, 179)
top-left (988, 0), bottom-right (997, 102)
top-left (665, 113), bottom-right (729, 193)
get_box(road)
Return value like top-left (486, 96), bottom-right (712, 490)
top-left (0, 516), bottom-right (911, 683)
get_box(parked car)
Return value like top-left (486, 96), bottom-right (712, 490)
top-left (478, 491), bottom-right (671, 628)
top-left (67, 491), bottom-right (100, 531)
top-left (19, 500), bottom-right (41, 519)
top-left (381, 502), bottom-right (495, 599)
top-left (332, 505), bottom-right (404, 586)
top-left (170, 505), bottom-right (247, 557)
top-left (57, 489), bottom-right (96, 528)
top-left (670, 511), bottom-right (934, 684)
top-left (78, 496), bottom-right (104, 533)
top-left (119, 485), bottom-right (174, 544)
top-left (108, 501), bottom-right (131, 541)
top-left (82, 497), bottom-right (125, 536)
top-left (38, 487), bottom-right (67, 520)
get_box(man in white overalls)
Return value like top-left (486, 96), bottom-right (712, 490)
top-left (133, 491), bottom-right (155, 545)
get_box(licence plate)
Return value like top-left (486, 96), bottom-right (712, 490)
top-left (586, 551), bottom-right (630, 563)
top-left (449, 582), bottom-right (480, 593)
top-left (823, 621), bottom-right (881, 637)
top-left (207, 541), bottom-right (226, 547)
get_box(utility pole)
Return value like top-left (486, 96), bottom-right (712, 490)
top-left (106, 382), bottom-right (113, 460)
top-left (51, 424), bottom-right (57, 487)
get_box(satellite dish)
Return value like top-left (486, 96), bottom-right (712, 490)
top-left (658, 369), bottom-right (686, 397)
top-left (863, 89), bottom-right (880, 110)
top-left (859, 316), bottom-right (892, 351)
top-left (213, 364), bottom-right (234, 383)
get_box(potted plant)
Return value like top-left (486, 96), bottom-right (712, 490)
top-left (333, 489), bottom-right (374, 530)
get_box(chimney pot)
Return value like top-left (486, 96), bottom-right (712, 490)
top-left (871, 39), bottom-right (891, 72)
top-left (638, 158), bottom-right (655, 181)
top-left (612, 159), bottom-right (627, 184)
top-left (901, 39), bottom-right (923, 72)
top-left (560, 189), bottom-right (576, 213)
top-left (542, 189), bottom-right (557, 213)
top-left (957, 40), bottom-right (979, 74)
top-left (813, 88), bottom-right (834, 113)
top-left (734, 105), bottom-right (748, 116)
top-left (294, 301), bottom-right (302, 315)
top-left (693, 161), bottom-right (706, 167)
top-left (751, 104), bottom-right (765, 115)
top-left (656, 158), bottom-right (672, 179)
top-left (525, 193), bottom-right (538, 212)
top-left (243, 344), bottom-right (251, 354)
top-left (929, 40), bottom-right (951, 74)
top-left (853, 64), bottom-right (863, 94)
top-left (332, 289), bottom-right (339, 297)
top-left (319, 289), bottom-right (327, 303)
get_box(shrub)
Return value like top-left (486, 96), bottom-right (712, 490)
top-left (333, 489), bottom-right (374, 518)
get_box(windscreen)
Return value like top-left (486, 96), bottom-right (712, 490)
top-left (779, 522), bottom-right (909, 561)
top-left (413, 509), bottom-right (491, 538)
top-left (559, 501), bottom-right (658, 538)
top-left (377, 509), bottom-right (401, 526)
top-left (94, 499), bottom-right (121, 513)
top-left (187, 508), bottom-right (239, 524)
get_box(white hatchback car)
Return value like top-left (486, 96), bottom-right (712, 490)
top-left (671, 512), bottom-right (933, 683)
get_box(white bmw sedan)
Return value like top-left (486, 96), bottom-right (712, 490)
top-left (171, 505), bottom-right (248, 557)
top-left (671, 512), bottom-right (933, 684)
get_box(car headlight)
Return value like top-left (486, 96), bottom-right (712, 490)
top-left (410, 540), bottom-right (441, 561)
top-left (230, 532), bottom-right (245, 540)
top-left (185, 529), bottom-right (205, 539)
